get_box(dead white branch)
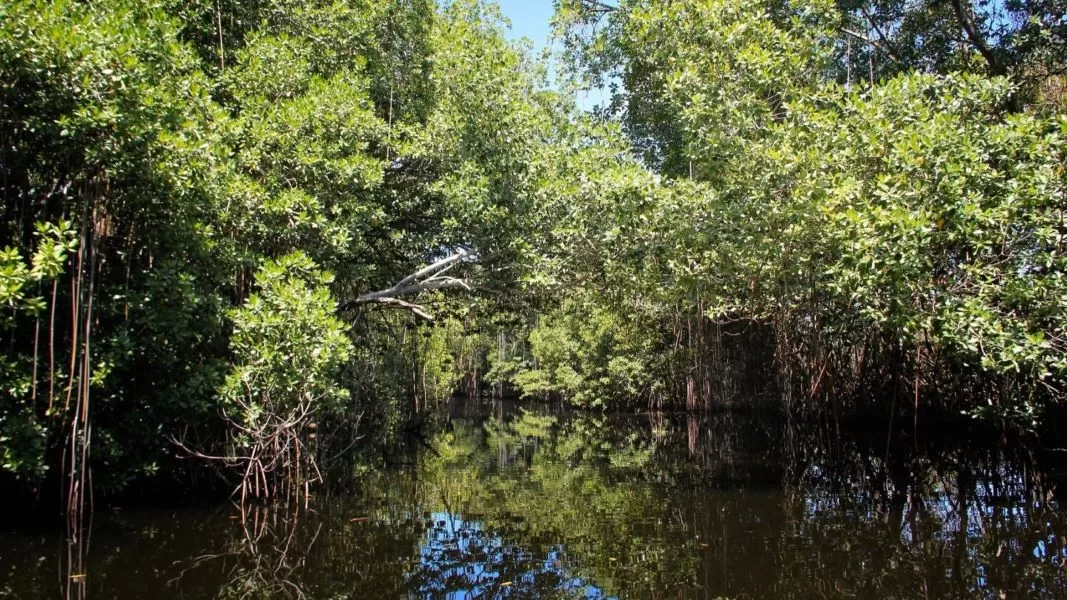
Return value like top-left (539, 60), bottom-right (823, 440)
top-left (394, 249), bottom-right (469, 288)
top-left (356, 297), bottom-right (435, 321)
top-left (338, 249), bottom-right (474, 321)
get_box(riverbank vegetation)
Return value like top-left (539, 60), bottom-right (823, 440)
top-left (1, 0), bottom-right (1065, 507)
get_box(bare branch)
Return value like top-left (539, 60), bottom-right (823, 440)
top-left (354, 277), bottom-right (473, 303)
top-left (337, 250), bottom-right (475, 320)
top-left (355, 297), bottom-right (435, 322)
top-left (396, 249), bottom-right (469, 288)
top-left (169, 435), bottom-right (251, 464)
top-left (840, 28), bottom-right (903, 65)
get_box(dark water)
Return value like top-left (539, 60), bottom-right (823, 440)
top-left (3, 402), bottom-right (1067, 599)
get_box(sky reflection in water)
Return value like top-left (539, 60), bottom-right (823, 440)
top-left (414, 512), bottom-right (608, 599)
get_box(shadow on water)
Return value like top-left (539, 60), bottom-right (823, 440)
top-left (2, 399), bottom-right (1067, 599)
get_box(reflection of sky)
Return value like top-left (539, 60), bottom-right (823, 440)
top-left (413, 511), bottom-right (611, 599)
top-left (801, 456), bottom-right (1067, 595)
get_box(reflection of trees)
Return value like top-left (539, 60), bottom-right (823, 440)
top-left (411, 408), bottom-right (1067, 599)
top-left (771, 431), bottom-right (1067, 599)
top-left (3, 409), bottom-right (1065, 599)
top-left (171, 505), bottom-right (320, 600)
top-left (410, 411), bottom-right (701, 596)
top-left (693, 418), bottom-right (1067, 599)
top-left (166, 499), bottom-right (431, 599)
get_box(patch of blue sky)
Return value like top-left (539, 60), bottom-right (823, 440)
top-left (495, 0), bottom-right (613, 112)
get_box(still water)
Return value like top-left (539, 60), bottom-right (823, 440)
top-left (2, 402), bottom-right (1067, 599)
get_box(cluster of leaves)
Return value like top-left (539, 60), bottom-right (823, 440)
top-left (0, 0), bottom-right (567, 497)
top-left (214, 252), bottom-right (352, 496)
top-left (221, 253), bottom-right (352, 427)
top-left (512, 296), bottom-right (662, 407)
top-left (514, 0), bottom-right (1067, 419)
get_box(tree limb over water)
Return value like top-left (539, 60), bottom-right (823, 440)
top-left (338, 250), bottom-right (474, 322)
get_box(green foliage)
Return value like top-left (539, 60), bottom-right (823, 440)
top-left (0, 0), bottom-right (233, 490)
top-left (1, 0), bottom-right (1065, 501)
top-left (0, 220), bottom-right (76, 315)
top-left (221, 252), bottom-right (352, 420)
top-left (535, 0), bottom-right (1067, 419)
top-left (515, 297), bottom-right (660, 407)
top-left (0, 0), bottom-right (564, 497)
top-left (805, 76), bottom-right (1067, 382)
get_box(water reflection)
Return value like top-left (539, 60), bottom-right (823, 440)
top-left (412, 513), bottom-right (605, 598)
top-left (173, 505), bottom-right (323, 600)
top-left (1, 403), bottom-right (1066, 599)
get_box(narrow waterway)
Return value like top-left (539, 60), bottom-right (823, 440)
top-left (2, 402), bottom-right (1066, 599)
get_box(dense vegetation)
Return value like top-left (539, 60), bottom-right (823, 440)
top-left (1, 0), bottom-right (1065, 506)
top-left (533, 0), bottom-right (1067, 419)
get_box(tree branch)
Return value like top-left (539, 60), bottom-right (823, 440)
top-left (395, 249), bottom-right (469, 288)
top-left (855, 5), bottom-right (905, 64)
top-left (353, 297), bottom-right (435, 322)
top-left (337, 250), bottom-right (474, 321)
top-left (840, 28), bottom-right (903, 65)
top-left (579, 0), bottom-right (617, 14)
top-left (949, 0), bottom-right (1005, 76)
top-left (354, 278), bottom-right (472, 303)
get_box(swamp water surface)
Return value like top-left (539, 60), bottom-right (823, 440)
top-left (2, 402), bottom-right (1067, 599)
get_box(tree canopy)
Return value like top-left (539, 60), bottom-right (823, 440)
top-left (0, 0), bottom-right (1065, 505)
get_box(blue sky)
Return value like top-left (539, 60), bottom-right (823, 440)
top-left (495, 0), bottom-right (555, 54)
top-left (494, 1), bottom-right (609, 110)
